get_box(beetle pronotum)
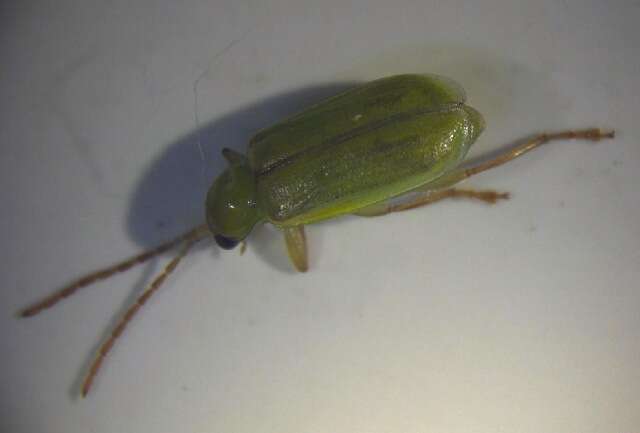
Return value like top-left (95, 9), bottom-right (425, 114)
top-left (21, 74), bottom-right (614, 396)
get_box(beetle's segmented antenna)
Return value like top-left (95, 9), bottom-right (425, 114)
top-left (20, 225), bottom-right (209, 317)
top-left (81, 231), bottom-right (206, 397)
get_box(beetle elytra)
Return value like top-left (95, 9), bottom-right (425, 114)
top-left (21, 74), bottom-right (614, 396)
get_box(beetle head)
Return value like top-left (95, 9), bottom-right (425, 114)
top-left (206, 149), bottom-right (263, 249)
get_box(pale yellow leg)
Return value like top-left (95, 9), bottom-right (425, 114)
top-left (283, 225), bottom-right (308, 272)
top-left (355, 188), bottom-right (509, 217)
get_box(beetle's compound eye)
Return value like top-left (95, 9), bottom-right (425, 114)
top-left (214, 234), bottom-right (239, 250)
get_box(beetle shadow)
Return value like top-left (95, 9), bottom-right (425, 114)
top-left (126, 82), bottom-right (360, 273)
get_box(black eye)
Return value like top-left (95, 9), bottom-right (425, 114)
top-left (214, 234), bottom-right (239, 250)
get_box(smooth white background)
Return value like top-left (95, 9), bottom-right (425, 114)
top-left (2, 1), bottom-right (639, 432)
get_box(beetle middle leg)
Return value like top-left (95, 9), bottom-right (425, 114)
top-left (354, 188), bottom-right (510, 217)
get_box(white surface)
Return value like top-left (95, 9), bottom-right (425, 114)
top-left (2, 1), bottom-right (639, 432)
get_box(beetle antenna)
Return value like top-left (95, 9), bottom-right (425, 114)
top-left (20, 224), bottom-right (210, 317)
top-left (81, 233), bottom-right (203, 397)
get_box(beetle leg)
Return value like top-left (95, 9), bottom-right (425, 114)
top-left (357, 127), bottom-right (615, 217)
top-left (283, 225), bottom-right (308, 272)
top-left (436, 128), bottom-right (615, 186)
top-left (354, 188), bottom-right (509, 217)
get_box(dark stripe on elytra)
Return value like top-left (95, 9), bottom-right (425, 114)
top-left (256, 102), bottom-right (463, 178)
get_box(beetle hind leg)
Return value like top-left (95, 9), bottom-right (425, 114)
top-left (436, 128), bottom-right (615, 186)
top-left (354, 188), bottom-right (510, 217)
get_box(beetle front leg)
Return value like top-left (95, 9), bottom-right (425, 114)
top-left (354, 188), bottom-right (509, 217)
top-left (283, 225), bottom-right (308, 272)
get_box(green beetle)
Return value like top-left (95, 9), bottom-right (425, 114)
top-left (21, 74), bottom-right (614, 396)
top-left (207, 75), bottom-right (483, 260)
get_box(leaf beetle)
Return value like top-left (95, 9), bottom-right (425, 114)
top-left (21, 74), bottom-right (614, 396)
